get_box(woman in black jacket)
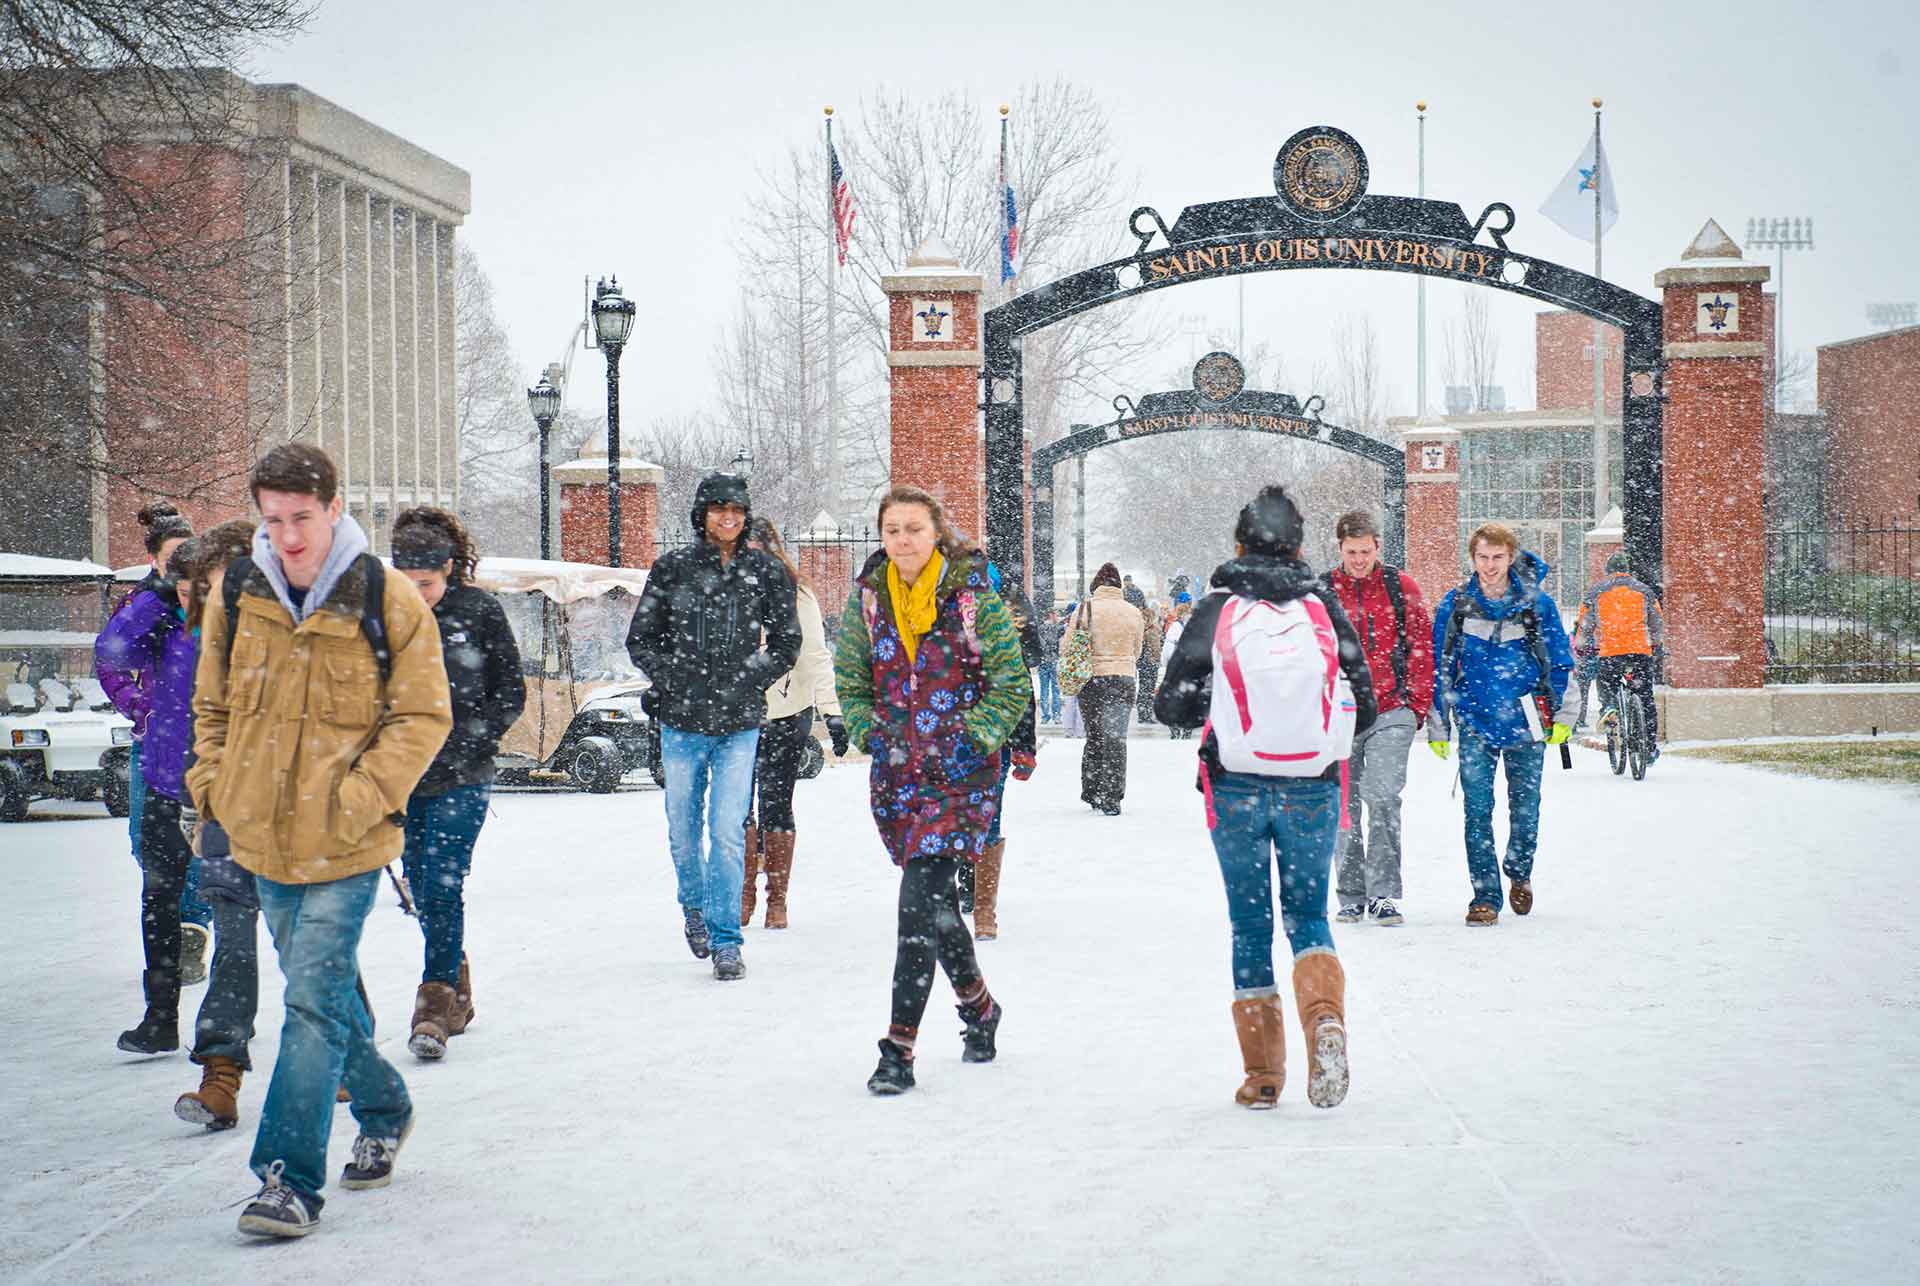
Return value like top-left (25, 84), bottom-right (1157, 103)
top-left (390, 509), bottom-right (526, 1060)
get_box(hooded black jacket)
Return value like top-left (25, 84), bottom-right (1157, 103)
top-left (417, 584), bottom-right (527, 796)
top-left (1153, 553), bottom-right (1378, 783)
top-left (625, 540), bottom-right (802, 736)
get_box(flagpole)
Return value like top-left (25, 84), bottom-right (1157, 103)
top-left (825, 105), bottom-right (840, 520)
top-left (1416, 100), bottom-right (1428, 421)
top-left (1590, 98), bottom-right (1608, 527)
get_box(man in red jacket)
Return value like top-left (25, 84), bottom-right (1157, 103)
top-left (1322, 511), bottom-right (1435, 926)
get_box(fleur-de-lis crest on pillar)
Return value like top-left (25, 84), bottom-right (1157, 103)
top-left (1703, 295), bottom-right (1734, 331)
top-left (916, 300), bottom-right (950, 339)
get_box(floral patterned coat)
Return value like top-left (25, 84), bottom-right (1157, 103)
top-left (834, 550), bottom-right (1030, 865)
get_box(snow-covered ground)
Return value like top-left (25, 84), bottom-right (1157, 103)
top-left (4, 737), bottom-right (1917, 1284)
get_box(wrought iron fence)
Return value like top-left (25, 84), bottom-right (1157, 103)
top-left (1764, 517), bottom-right (1919, 684)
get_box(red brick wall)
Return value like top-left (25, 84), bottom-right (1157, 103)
top-left (558, 479), bottom-right (658, 568)
top-left (1535, 310), bottom-right (1624, 414)
top-left (1818, 328), bottom-right (1920, 525)
top-left (797, 543), bottom-right (855, 624)
top-left (889, 364), bottom-right (984, 544)
top-left (1402, 437), bottom-right (1460, 604)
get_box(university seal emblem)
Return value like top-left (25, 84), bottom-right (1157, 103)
top-left (1274, 127), bottom-right (1369, 223)
top-left (1193, 351), bottom-right (1246, 404)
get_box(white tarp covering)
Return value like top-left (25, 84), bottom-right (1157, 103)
top-left (0, 554), bottom-right (115, 580)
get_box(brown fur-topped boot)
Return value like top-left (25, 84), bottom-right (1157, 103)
top-left (762, 830), bottom-right (796, 930)
top-left (741, 825), bottom-right (763, 925)
top-left (174, 1055), bottom-right (244, 1130)
top-left (449, 954), bottom-right (475, 1036)
top-left (408, 982), bottom-right (457, 1061)
top-left (1291, 951), bottom-right (1349, 1109)
top-left (973, 841), bottom-right (1005, 940)
top-left (1230, 994), bottom-right (1286, 1109)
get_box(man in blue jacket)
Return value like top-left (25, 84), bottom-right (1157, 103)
top-left (1427, 523), bottom-right (1575, 926)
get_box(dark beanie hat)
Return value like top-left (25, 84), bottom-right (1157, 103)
top-left (1235, 486), bottom-right (1304, 556)
top-left (1605, 551), bottom-right (1631, 574)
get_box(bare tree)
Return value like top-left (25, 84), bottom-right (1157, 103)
top-left (452, 245), bottom-right (542, 556)
top-left (1440, 290), bottom-right (1502, 411)
top-left (1, 1), bottom-right (318, 532)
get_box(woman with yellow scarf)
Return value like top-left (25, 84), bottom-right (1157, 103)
top-left (833, 485), bottom-right (1031, 1096)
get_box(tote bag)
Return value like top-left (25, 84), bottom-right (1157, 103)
top-left (1058, 603), bottom-right (1095, 698)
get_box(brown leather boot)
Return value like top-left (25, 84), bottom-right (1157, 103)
top-left (973, 840), bottom-right (1005, 940)
top-left (1291, 952), bottom-right (1349, 1109)
top-left (1229, 994), bottom-right (1286, 1108)
top-left (762, 830), bottom-right (796, 930)
top-left (408, 981), bottom-right (457, 1061)
top-left (741, 825), bottom-right (762, 924)
top-left (174, 1055), bottom-right (244, 1130)
top-left (449, 954), bottom-right (475, 1036)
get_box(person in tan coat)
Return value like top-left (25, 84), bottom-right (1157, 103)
top-left (188, 444), bottom-right (451, 1239)
top-left (1077, 562), bottom-right (1144, 814)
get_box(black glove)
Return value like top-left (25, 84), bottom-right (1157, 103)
top-left (640, 687), bottom-right (661, 718)
top-left (826, 715), bottom-right (848, 757)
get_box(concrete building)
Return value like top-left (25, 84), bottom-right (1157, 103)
top-left (1, 76), bottom-right (470, 564)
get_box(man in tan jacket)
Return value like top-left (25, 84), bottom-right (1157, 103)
top-left (1080, 562), bottom-right (1145, 815)
top-left (189, 444), bottom-right (451, 1239)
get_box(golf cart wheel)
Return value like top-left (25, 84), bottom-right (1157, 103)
top-left (103, 758), bottom-right (132, 818)
top-left (570, 736), bottom-right (622, 794)
top-left (0, 761), bottom-right (28, 823)
top-left (798, 735), bottom-right (826, 781)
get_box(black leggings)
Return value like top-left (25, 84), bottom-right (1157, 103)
top-left (1079, 675), bottom-right (1136, 806)
top-left (137, 789), bottom-right (193, 1016)
top-left (889, 856), bottom-right (984, 1035)
top-left (751, 707), bottom-right (812, 831)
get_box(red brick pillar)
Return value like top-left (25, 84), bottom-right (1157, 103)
top-left (795, 510), bottom-right (856, 624)
top-left (883, 238), bottom-right (984, 542)
top-left (1400, 425), bottom-right (1461, 600)
top-left (1655, 221), bottom-right (1771, 689)
top-left (554, 454), bottom-right (662, 567)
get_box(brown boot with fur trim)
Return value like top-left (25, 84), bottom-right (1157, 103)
top-left (741, 825), bottom-right (762, 924)
top-left (1230, 994), bottom-right (1286, 1109)
top-left (174, 1055), bottom-right (244, 1130)
top-left (973, 840), bottom-right (1005, 940)
top-left (408, 982), bottom-right (457, 1061)
top-left (762, 830), bottom-right (795, 929)
top-left (449, 954), bottom-right (475, 1036)
top-left (1291, 951), bottom-right (1349, 1109)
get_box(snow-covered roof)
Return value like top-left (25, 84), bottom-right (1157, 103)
top-left (474, 557), bottom-right (649, 605)
top-left (0, 554), bottom-right (115, 580)
top-left (0, 630), bottom-right (100, 648)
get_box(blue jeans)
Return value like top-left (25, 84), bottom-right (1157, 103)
top-left (1036, 662), bottom-right (1061, 722)
top-left (401, 783), bottom-right (492, 985)
top-left (1458, 731), bottom-right (1545, 911)
top-left (130, 743), bottom-right (212, 928)
top-left (251, 871), bottom-right (411, 1204)
top-left (1206, 774), bottom-right (1340, 994)
top-left (661, 725), bottom-right (761, 951)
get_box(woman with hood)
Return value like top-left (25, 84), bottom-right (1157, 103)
top-left (1426, 523), bottom-right (1575, 926)
top-left (833, 485), bottom-right (1028, 1095)
top-left (1155, 486), bottom-right (1376, 1111)
top-left (626, 473), bottom-right (801, 981)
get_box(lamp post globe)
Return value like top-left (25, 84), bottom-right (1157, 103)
top-left (591, 277), bottom-right (637, 566)
top-left (526, 373), bottom-right (562, 561)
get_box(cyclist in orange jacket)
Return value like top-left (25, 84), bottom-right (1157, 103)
top-left (1572, 553), bottom-right (1664, 753)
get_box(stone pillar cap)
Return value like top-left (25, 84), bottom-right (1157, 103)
top-left (1584, 505), bottom-right (1624, 542)
top-left (552, 454), bottom-right (665, 485)
top-left (883, 236), bottom-right (982, 293)
top-left (798, 509), bottom-right (843, 541)
top-left (1655, 219), bottom-right (1769, 286)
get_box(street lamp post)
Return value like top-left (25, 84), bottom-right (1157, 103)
top-left (588, 276), bottom-right (637, 566)
top-left (526, 373), bottom-right (562, 561)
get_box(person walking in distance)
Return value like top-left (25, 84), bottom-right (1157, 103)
top-left (188, 444), bottom-right (451, 1238)
top-left (1078, 563), bottom-right (1144, 815)
top-left (1427, 523), bottom-right (1576, 927)
top-left (1035, 605), bottom-right (1062, 724)
top-left (1156, 486), bottom-right (1375, 1110)
top-left (389, 509), bottom-right (526, 1059)
top-left (739, 518), bottom-right (845, 932)
top-left (1159, 593), bottom-right (1196, 740)
top-left (1323, 511), bottom-right (1435, 927)
top-left (834, 486), bottom-right (1028, 1095)
top-left (626, 473), bottom-right (801, 980)
top-left (1572, 552), bottom-right (1664, 755)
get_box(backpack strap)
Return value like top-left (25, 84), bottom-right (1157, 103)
top-left (221, 553), bottom-right (391, 690)
top-left (1381, 566), bottom-right (1412, 709)
top-left (220, 555), bottom-right (254, 675)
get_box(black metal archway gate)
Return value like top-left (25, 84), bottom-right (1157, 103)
top-left (983, 126), bottom-right (1665, 588)
top-left (1029, 366), bottom-right (1404, 617)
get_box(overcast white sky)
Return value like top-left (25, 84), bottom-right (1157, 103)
top-left (253, 0), bottom-right (1918, 429)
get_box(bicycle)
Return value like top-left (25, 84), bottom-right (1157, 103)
top-left (1599, 662), bottom-right (1652, 781)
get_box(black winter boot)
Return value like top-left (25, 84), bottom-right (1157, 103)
top-left (866, 1040), bottom-right (915, 1095)
top-left (118, 969), bottom-right (179, 1053)
top-left (682, 906), bottom-right (711, 959)
top-left (958, 997), bottom-right (1002, 1064)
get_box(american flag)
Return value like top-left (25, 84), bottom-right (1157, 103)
top-left (1000, 120), bottom-right (1020, 284)
top-left (830, 142), bottom-right (858, 266)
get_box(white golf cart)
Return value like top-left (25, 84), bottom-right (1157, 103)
top-left (0, 554), bottom-right (136, 821)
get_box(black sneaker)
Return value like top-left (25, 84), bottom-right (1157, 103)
top-left (712, 945), bottom-right (745, 981)
top-left (958, 998), bottom-right (1002, 1064)
top-left (1334, 902), bottom-right (1366, 924)
top-left (1370, 898), bottom-right (1405, 926)
top-left (1100, 803), bottom-right (1122, 816)
top-left (237, 1162), bottom-right (320, 1238)
top-left (339, 1115), bottom-right (414, 1190)
top-left (117, 1013), bottom-right (178, 1055)
top-left (866, 1040), bottom-right (915, 1095)
top-left (682, 906), bottom-right (711, 959)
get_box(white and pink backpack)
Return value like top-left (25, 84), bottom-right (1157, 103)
top-left (1207, 592), bottom-right (1357, 777)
